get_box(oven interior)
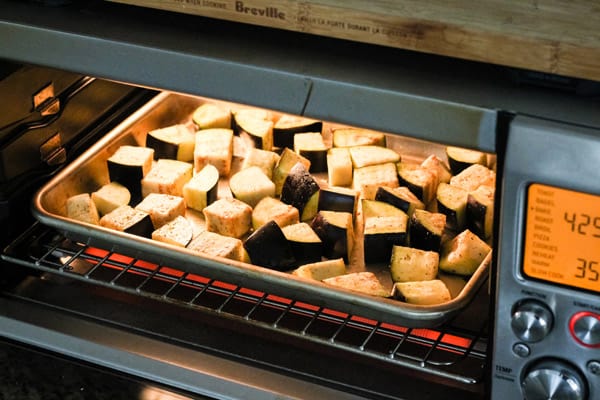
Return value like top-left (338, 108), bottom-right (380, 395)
top-left (0, 72), bottom-right (491, 399)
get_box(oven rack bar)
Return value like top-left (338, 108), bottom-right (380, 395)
top-left (3, 222), bottom-right (488, 385)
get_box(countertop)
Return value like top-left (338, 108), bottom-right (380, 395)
top-left (0, 340), bottom-right (204, 400)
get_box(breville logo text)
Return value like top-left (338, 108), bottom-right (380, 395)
top-left (235, 1), bottom-right (285, 19)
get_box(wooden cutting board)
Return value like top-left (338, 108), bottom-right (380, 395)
top-left (110, 0), bottom-right (600, 82)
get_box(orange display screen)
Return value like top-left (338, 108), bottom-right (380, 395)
top-left (523, 184), bottom-right (600, 293)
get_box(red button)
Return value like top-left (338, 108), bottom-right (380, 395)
top-left (570, 311), bottom-right (600, 348)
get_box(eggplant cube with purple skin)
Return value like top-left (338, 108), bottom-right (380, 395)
top-left (280, 162), bottom-right (320, 222)
top-left (244, 220), bottom-right (296, 271)
top-left (310, 210), bottom-right (354, 262)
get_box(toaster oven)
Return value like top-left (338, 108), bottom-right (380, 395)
top-left (1, 1), bottom-right (600, 399)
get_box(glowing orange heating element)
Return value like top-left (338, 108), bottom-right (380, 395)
top-left (523, 183), bottom-right (600, 293)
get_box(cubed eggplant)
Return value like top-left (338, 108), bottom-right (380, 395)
top-left (327, 147), bottom-right (353, 187)
top-left (280, 162), bottom-right (320, 220)
top-left (229, 166), bottom-right (276, 208)
top-left (408, 209), bottom-right (446, 252)
top-left (449, 164), bottom-right (495, 192)
top-left (252, 196), bottom-right (299, 230)
top-left (392, 280), bottom-right (451, 305)
top-left (374, 186), bottom-right (425, 217)
top-left (292, 258), bottom-right (346, 281)
top-left (323, 272), bottom-right (389, 297)
top-left (244, 220), bottom-right (296, 271)
top-left (192, 103), bottom-right (231, 129)
top-left (107, 145), bottom-right (154, 203)
top-left (194, 128), bottom-right (234, 177)
top-left (294, 132), bottom-right (328, 173)
top-left (389, 245), bottom-right (439, 283)
top-left (182, 164), bottom-right (219, 212)
top-left (272, 147), bottom-right (311, 196)
top-left (352, 162), bottom-right (399, 200)
top-left (439, 229), bottom-right (491, 276)
top-left (273, 114), bottom-right (322, 149)
top-left (146, 124), bottom-right (195, 162)
top-left (421, 154), bottom-right (452, 185)
top-left (241, 148), bottom-right (280, 179)
top-left (91, 182), bottom-right (131, 216)
top-left (233, 109), bottom-right (274, 151)
top-left (135, 193), bottom-right (186, 229)
top-left (310, 210), bottom-right (354, 262)
top-left (152, 215), bottom-right (193, 247)
top-left (282, 222), bottom-right (323, 265)
top-left (396, 162), bottom-right (437, 205)
top-left (446, 146), bottom-right (487, 175)
top-left (436, 182), bottom-right (468, 232)
top-left (466, 185), bottom-right (495, 240)
top-left (318, 187), bottom-right (358, 217)
top-left (348, 145), bottom-right (400, 169)
top-left (363, 215), bottom-right (408, 264)
top-left (331, 128), bottom-right (386, 148)
top-left (99, 205), bottom-right (154, 238)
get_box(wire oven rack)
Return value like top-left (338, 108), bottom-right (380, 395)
top-left (2, 222), bottom-right (489, 388)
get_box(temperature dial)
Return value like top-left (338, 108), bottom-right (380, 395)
top-left (522, 359), bottom-right (587, 400)
top-left (511, 300), bottom-right (553, 342)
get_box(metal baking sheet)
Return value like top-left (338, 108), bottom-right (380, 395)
top-left (32, 91), bottom-right (492, 328)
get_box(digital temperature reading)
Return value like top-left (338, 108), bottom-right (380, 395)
top-left (523, 184), bottom-right (600, 293)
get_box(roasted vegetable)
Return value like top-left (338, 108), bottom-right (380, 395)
top-left (353, 162), bottom-right (399, 200)
top-left (203, 198), bottom-right (252, 239)
top-left (467, 185), bottom-right (495, 240)
top-left (293, 132), bottom-right (328, 173)
top-left (135, 193), bottom-right (186, 229)
top-left (152, 215), bottom-right (193, 247)
top-left (146, 124), bottom-right (195, 162)
top-left (99, 205), bottom-right (153, 238)
top-left (272, 147), bottom-right (311, 196)
top-left (273, 114), bottom-right (322, 149)
top-left (323, 272), bottom-right (389, 297)
top-left (396, 162), bottom-right (437, 204)
top-left (192, 103), bottom-right (231, 129)
top-left (252, 196), bottom-right (299, 230)
top-left (280, 162), bottom-right (320, 221)
top-left (310, 210), bottom-right (354, 262)
top-left (390, 245), bottom-right (439, 283)
top-left (141, 159), bottom-right (193, 198)
top-left (182, 164), bottom-right (219, 212)
top-left (439, 229), bottom-right (491, 275)
top-left (282, 222), bottom-right (323, 265)
top-left (244, 220), bottom-right (296, 271)
top-left (327, 147), bottom-right (353, 187)
top-left (349, 145), bottom-right (400, 169)
top-left (392, 280), bottom-right (451, 305)
top-left (292, 258), bottom-right (346, 281)
top-left (446, 146), bottom-right (487, 175)
top-left (374, 186), bottom-right (425, 217)
top-left (194, 128), bottom-right (234, 176)
top-left (408, 209), bottom-right (446, 252)
top-left (317, 186), bottom-right (359, 217)
top-left (233, 109), bottom-right (274, 151)
top-left (331, 128), bottom-right (386, 148)
top-left (436, 182), bottom-right (468, 232)
top-left (187, 230), bottom-right (245, 262)
top-left (67, 193), bottom-right (99, 225)
top-left (229, 166), bottom-right (276, 208)
top-left (91, 182), bottom-right (131, 216)
top-left (107, 145), bottom-right (154, 202)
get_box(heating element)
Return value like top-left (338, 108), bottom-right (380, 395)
top-left (2, 222), bottom-right (489, 399)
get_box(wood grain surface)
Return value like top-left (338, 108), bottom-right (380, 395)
top-left (110, 0), bottom-right (600, 82)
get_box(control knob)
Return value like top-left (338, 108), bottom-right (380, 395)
top-left (511, 300), bottom-right (553, 342)
top-left (522, 359), bottom-right (587, 400)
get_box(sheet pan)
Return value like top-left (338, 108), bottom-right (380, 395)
top-left (32, 91), bottom-right (491, 328)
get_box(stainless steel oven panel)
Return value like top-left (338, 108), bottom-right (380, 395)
top-left (492, 116), bottom-right (600, 400)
